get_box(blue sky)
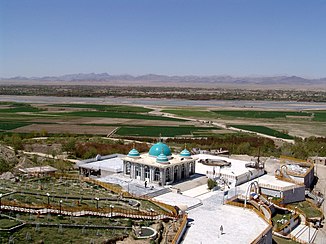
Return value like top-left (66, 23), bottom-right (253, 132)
top-left (1, 0), bottom-right (326, 78)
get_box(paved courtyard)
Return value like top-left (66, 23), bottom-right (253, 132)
top-left (183, 193), bottom-right (269, 244)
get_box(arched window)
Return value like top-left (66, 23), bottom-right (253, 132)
top-left (174, 166), bottom-right (179, 180)
top-left (135, 164), bottom-right (141, 178)
top-left (154, 168), bottom-right (160, 181)
top-left (145, 166), bottom-right (150, 179)
top-left (166, 168), bottom-right (171, 182)
top-left (126, 162), bottom-right (131, 175)
top-left (181, 164), bottom-right (185, 178)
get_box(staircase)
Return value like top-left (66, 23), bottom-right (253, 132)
top-left (144, 187), bottom-right (172, 198)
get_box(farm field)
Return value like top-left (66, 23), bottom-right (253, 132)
top-left (0, 101), bottom-right (325, 138)
top-left (115, 125), bottom-right (219, 137)
top-left (229, 125), bottom-right (294, 139)
top-left (213, 110), bottom-right (313, 119)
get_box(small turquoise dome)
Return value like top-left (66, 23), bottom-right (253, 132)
top-left (180, 148), bottom-right (191, 157)
top-left (128, 148), bottom-right (140, 157)
top-left (149, 142), bottom-right (172, 157)
top-left (156, 152), bottom-right (169, 163)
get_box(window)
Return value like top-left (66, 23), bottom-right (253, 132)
top-left (126, 162), bottom-right (131, 175)
top-left (154, 168), bottom-right (160, 181)
top-left (145, 166), bottom-right (150, 179)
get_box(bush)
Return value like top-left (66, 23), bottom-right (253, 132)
top-left (207, 178), bottom-right (217, 190)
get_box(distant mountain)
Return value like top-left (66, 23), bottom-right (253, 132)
top-left (1, 73), bottom-right (326, 86)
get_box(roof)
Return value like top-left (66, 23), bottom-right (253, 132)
top-left (79, 157), bottom-right (123, 173)
top-left (180, 148), bottom-right (191, 157)
top-left (149, 142), bottom-right (172, 157)
top-left (156, 152), bottom-right (169, 163)
top-left (128, 148), bottom-right (140, 157)
top-left (124, 153), bottom-right (194, 168)
top-left (193, 154), bottom-right (259, 177)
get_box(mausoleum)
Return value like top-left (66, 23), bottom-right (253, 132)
top-left (122, 141), bottom-right (195, 186)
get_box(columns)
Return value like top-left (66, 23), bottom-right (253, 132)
top-left (141, 165), bottom-right (145, 181)
top-left (185, 163), bottom-right (190, 178)
top-left (130, 163), bottom-right (135, 179)
top-left (160, 168), bottom-right (166, 186)
top-left (150, 167), bottom-right (154, 182)
top-left (123, 161), bottom-right (127, 175)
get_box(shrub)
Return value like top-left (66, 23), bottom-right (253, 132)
top-left (207, 178), bottom-right (217, 190)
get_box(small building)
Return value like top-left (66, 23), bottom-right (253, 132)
top-left (308, 156), bottom-right (326, 166)
top-left (255, 175), bottom-right (305, 204)
top-left (280, 162), bottom-right (315, 188)
top-left (193, 154), bottom-right (265, 186)
top-left (19, 165), bottom-right (57, 176)
top-left (78, 154), bottom-right (123, 177)
top-left (122, 142), bottom-right (196, 186)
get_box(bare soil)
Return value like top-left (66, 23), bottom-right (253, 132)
top-left (12, 124), bottom-right (117, 135)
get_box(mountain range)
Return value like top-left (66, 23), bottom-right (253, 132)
top-left (1, 73), bottom-right (326, 86)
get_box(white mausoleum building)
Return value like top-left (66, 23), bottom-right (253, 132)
top-left (122, 142), bottom-right (195, 186)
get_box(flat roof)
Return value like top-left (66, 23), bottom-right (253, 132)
top-left (184, 194), bottom-right (269, 243)
top-left (123, 153), bottom-right (194, 168)
top-left (237, 174), bottom-right (299, 194)
top-left (153, 192), bottom-right (202, 210)
top-left (79, 157), bottom-right (123, 173)
top-left (193, 154), bottom-right (259, 177)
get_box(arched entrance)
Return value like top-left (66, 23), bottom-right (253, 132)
top-left (174, 166), bottom-right (179, 181)
top-left (154, 168), bottom-right (160, 181)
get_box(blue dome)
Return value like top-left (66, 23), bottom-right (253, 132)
top-left (156, 152), bottom-right (169, 163)
top-left (149, 142), bottom-right (172, 157)
top-left (128, 148), bottom-right (140, 157)
top-left (180, 148), bottom-right (191, 157)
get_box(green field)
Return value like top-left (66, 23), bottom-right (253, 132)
top-left (0, 103), bottom-right (44, 113)
top-left (161, 109), bottom-right (218, 118)
top-left (312, 111), bottom-right (326, 122)
top-left (230, 125), bottom-right (293, 139)
top-left (213, 110), bottom-right (312, 119)
top-left (0, 122), bottom-right (31, 131)
top-left (57, 111), bottom-right (185, 121)
top-left (115, 125), bottom-right (218, 137)
top-left (50, 104), bottom-right (153, 113)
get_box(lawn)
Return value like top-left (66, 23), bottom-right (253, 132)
top-left (288, 200), bottom-right (323, 219)
top-left (50, 104), bottom-right (153, 113)
top-left (0, 217), bottom-right (22, 229)
top-left (115, 125), bottom-right (218, 137)
top-left (213, 110), bottom-right (312, 119)
top-left (230, 125), bottom-right (294, 139)
top-left (1, 225), bottom-right (128, 244)
top-left (273, 235), bottom-right (300, 244)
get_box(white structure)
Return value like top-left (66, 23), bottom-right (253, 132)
top-left (239, 174), bottom-right (305, 204)
top-left (122, 142), bottom-right (196, 186)
top-left (79, 154), bottom-right (123, 177)
top-left (194, 154), bottom-right (265, 186)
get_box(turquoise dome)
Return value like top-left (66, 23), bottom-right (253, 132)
top-left (180, 148), bottom-right (191, 157)
top-left (128, 148), bottom-right (140, 157)
top-left (156, 152), bottom-right (169, 163)
top-left (149, 142), bottom-right (172, 157)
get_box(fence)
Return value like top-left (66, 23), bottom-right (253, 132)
top-left (171, 214), bottom-right (188, 244)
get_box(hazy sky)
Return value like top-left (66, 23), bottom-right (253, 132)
top-left (1, 0), bottom-right (326, 78)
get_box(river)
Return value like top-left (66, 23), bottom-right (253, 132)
top-left (0, 95), bottom-right (326, 110)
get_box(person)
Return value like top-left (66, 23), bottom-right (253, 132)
top-left (144, 181), bottom-right (147, 188)
top-left (220, 225), bottom-right (223, 235)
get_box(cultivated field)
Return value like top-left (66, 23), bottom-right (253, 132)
top-left (1, 101), bottom-right (326, 139)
